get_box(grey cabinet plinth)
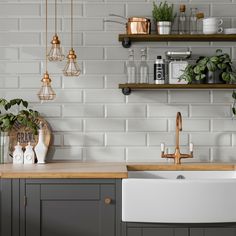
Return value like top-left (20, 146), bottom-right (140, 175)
top-left (126, 227), bottom-right (188, 236)
top-left (190, 228), bottom-right (236, 236)
top-left (24, 179), bottom-right (118, 236)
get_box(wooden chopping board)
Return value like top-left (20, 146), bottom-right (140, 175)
top-left (8, 117), bottom-right (51, 153)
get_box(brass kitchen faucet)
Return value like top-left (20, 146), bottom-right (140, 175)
top-left (161, 112), bottom-right (193, 164)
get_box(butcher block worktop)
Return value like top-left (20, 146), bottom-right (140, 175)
top-left (0, 162), bottom-right (236, 178)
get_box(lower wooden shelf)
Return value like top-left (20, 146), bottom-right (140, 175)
top-left (119, 83), bottom-right (236, 95)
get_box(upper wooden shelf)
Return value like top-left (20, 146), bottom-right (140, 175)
top-left (118, 34), bottom-right (236, 48)
top-left (119, 83), bottom-right (236, 95)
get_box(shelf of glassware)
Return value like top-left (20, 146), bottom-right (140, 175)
top-left (118, 34), bottom-right (236, 48)
top-left (119, 83), bottom-right (236, 95)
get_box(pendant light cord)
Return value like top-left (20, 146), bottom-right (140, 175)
top-left (55, 0), bottom-right (57, 35)
top-left (71, 0), bottom-right (73, 49)
top-left (45, 0), bottom-right (48, 72)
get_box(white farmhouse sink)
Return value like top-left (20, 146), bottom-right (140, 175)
top-left (122, 171), bottom-right (236, 223)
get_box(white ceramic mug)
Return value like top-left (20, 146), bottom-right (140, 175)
top-left (203, 18), bottom-right (223, 34)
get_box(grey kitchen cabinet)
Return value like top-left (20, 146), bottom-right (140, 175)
top-left (24, 179), bottom-right (119, 236)
top-left (1, 179), bottom-right (122, 236)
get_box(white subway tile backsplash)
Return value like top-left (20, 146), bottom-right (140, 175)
top-left (128, 91), bottom-right (168, 103)
top-left (83, 147), bottom-right (125, 162)
top-left (46, 118), bottom-right (82, 132)
top-left (0, 32), bottom-right (40, 46)
top-left (212, 119), bottom-right (236, 132)
top-left (106, 132), bottom-right (146, 146)
top-left (30, 105), bottom-right (61, 118)
top-left (212, 148), bottom-right (236, 162)
top-left (62, 105), bottom-right (104, 118)
top-left (169, 119), bottom-right (210, 132)
top-left (148, 104), bottom-right (189, 117)
top-left (148, 132), bottom-right (188, 146)
top-left (0, 3), bottom-right (40, 17)
top-left (191, 133), bottom-right (231, 146)
top-left (1, 0), bottom-right (236, 161)
top-left (169, 91), bottom-right (211, 103)
top-left (84, 89), bottom-right (125, 103)
top-left (106, 104), bottom-right (146, 117)
top-left (191, 105), bottom-right (231, 118)
top-left (85, 118), bottom-right (125, 132)
top-left (63, 76), bottom-right (104, 89)
top-left (84, 3), bottom-right (125, 17)
top-left (128, 119), bottom-right (167, 132)
top-left (0, 76), bottom-right (18, 88)
top-left (64, 133), bottom-right (104, 146)
top-left (127, 147), bottom-right (164, 162)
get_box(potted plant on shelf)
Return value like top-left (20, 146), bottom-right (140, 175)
top-left (179, 49), bottom-right (236, 84)
top-left (0, 98), bottom-right (39, 163)
top-left (152, 1), bottom-right (175, 35)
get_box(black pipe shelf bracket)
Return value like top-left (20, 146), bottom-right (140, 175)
top-left (122, 37), bottom-right (132, 48)
top-left (122, 87), bottom-right (132, 95)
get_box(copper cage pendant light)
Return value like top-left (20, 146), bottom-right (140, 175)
top-left (38, 0), bottom-right (56, 101)
top-left (47, 0), bottom-right (65, 61)
top-left (63, 0), bottom-right (81, 77)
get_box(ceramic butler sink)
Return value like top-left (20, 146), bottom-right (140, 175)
top-left (122, 171), bottom-right (236, 223)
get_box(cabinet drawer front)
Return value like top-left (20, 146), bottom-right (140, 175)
top-left (41, 184), bottom-right (100, 200)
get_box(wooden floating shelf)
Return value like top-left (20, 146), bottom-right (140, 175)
top-left (119, 83), bottom-right (236, 95)
top-left (118, 34), bottom-right (236, 48)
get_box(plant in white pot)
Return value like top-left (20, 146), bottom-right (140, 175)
top-left (152, 1), bottom-right (175, 35)
top-left (0, 98), bottom-right (39, 163)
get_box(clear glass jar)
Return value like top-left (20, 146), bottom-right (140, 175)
top-left (126, 49), bottom-right (136, 83)
top-left (189, 8), bottom-right (198, 34)
top-left (139, 49), bottom-right (149, 83)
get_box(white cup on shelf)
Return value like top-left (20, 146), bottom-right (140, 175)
top-left (203, 17), bottom-right (223, 34)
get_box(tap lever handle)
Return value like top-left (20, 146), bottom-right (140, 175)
top-left (161, 143), bottom-right (165, 152)
top-left (189, 143), bottom-right (194, 152)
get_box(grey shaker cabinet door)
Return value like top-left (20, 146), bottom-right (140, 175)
top-left (190, 228), bottom-right (236, 236)
top-left (127, 228), bottom-right (188, 236)
top-left (25, 183), bottom-right (116, 236)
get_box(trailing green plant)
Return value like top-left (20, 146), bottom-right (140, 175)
top-left (179, 49), bottom-right (236, 83)
top-left (0, 98), bottom-right (40, 134)
top-left (152, 1), bottom-right (175, 22)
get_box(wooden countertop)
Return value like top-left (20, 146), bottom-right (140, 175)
top-left (0, 162), bottom-right (236, 179)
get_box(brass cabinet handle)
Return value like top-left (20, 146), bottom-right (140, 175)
top-left (104, 197), bottom-right (112, 205)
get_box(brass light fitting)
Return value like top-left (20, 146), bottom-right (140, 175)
top-left (38, 72), bottom-right (56, 101)
top-left (48, 0), bottom-right (64, 61)
top-left (161, 112), bottom-right (193, 164)
top-left (63, 0), bottom-right (81, 77)
top-left (38, 0), bottom-right (56, 101)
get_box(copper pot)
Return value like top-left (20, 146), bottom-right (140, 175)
top-left (106, 14), bottom-right (151, 35)
top-left (127, 17), bottom-right (151, 35)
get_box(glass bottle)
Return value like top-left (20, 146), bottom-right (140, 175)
top-left (178, 4), bottom-right (186, 34)
top-left (139, 49), bottom-right (149, 83)
top-left (196, 12), bottom-right (204, 34)
top-left (126, 49), bottom-right (136, 83)
top-left (189, 8), bottom-right (198, 34)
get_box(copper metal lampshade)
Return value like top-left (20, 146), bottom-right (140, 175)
top-left (63, 49), bottom-right (81, 76)
top-left (48, 34), bottom-right (64, 61)
top-left (38, 72), bottom-right (56, 101)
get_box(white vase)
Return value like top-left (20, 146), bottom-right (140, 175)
top-left (35, 129), bottom-right (48, 164)
top-left (24, 142), bottom-right (35, 164)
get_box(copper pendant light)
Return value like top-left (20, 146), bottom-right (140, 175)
top-left (63, 0), bottom-right (81, 77)
top-left (38, 0), bottom-right (56, 101)
top-left (48, 0), bottom-right (64, 61)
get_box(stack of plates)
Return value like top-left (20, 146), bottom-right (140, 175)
top-left (224, 28), bottom-right (236, 34)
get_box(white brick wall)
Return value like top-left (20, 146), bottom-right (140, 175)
top-left (1, 0), bottom-right (236, 162)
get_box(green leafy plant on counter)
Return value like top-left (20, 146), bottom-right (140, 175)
top-left (152, 1), bottom-right (175, 22)
top-left (179, 49), bottom-right (236, 83)
top-left (0, 98), bottom-right (40, 134)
